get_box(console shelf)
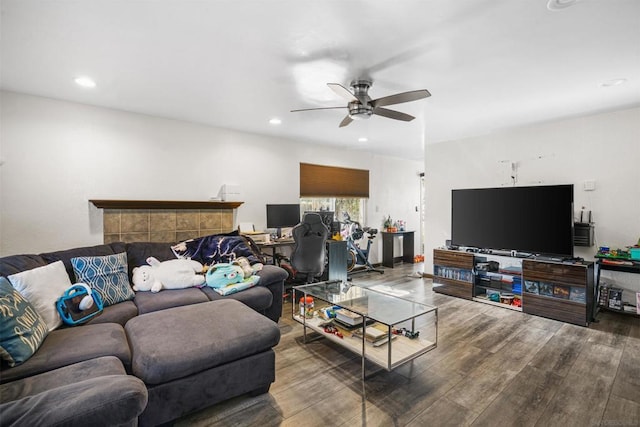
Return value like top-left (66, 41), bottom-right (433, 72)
top-left (433, 250), bottom-right (474, 300)
top-left (433, 249), bottom-right (594, 326)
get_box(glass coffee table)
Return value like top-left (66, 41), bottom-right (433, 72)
top-left (292, 280), bottom-right (438, 379)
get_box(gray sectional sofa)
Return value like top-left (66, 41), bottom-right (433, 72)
top-left (0, 239), bottom-right (287, 426)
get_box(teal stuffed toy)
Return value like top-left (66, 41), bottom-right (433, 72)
top-left (205, 263), bottom-right (260, 295)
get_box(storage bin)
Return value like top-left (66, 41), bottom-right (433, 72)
top-left (630, 247), bottom-right (640, 260)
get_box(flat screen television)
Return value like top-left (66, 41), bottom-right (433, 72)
top-left (451, 184), bottom-right (574, 257)
top-left (266, 204), bottom-right (301, 229)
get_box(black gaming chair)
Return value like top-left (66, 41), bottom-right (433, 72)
top-left (289, 212), bottom-right (329, 283)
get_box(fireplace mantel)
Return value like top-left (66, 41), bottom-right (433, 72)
top-left (89, 200), bottom-right (243, 210)
top-left (90, 199), bottom-right (242, 244)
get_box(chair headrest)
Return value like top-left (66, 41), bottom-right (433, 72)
top-left (302, 212), bottom-right (323, 224)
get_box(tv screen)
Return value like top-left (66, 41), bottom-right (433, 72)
top-left (451, 184), bottom-right (574, 257)
top-left (266, 204), bottom-right (301, 228)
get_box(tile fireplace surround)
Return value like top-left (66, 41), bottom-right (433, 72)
top-left (90, 200), bottom-right (242, 244)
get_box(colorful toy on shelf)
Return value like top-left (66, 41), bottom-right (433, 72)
top-left (323, 324), bottom-right (343, 338)
top-left (392, 327), bottom-right (419, 339)
top-left (597, 245), bottom-right (634, 260)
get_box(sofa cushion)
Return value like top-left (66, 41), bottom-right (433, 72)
top-left (133, 288), bottom-right (209, 315)
top-left (7, 260), bottom-right (72, 332)
top-left (0, 254), bottom-right (47, 278)
top-left (85, 300), bottom-right (138, 327)
top-left (125, 300), bottom-right (280, 385)
top-left (71, 252), bottom-right (134, 306)
top-left (0, 323), bottom-right (131, 384)
top-left (0, 357), bottom-right (147, 427)
top-left (200, 285), bottom-right (273, 312)
top-left (40, 242), bottom-right (127, 284)
top-left (0, 277), bottom-right (49, 367)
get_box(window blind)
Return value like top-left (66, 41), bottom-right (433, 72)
top-left (299, 163), bottom-right (369, 198)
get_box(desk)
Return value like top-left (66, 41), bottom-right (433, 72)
top-left (256, 240), bottom-right (295, 265)
top-left (257, 240), bottom-right (347, 281)
top-left (594, 259), bottom-right (640, 318)
top-left (381, 231), bottom-right (415, 268)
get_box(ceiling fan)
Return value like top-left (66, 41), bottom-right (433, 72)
top-left (291, 80), bottom-right (431, 128)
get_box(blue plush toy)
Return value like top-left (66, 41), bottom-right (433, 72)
top-left (205, 263), bottom-right (260, 295)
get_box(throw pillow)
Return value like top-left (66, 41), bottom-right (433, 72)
top-left (8, 260), bottom-right (72, 332)
top-left (0, 277), bottom-right (49, 367)
top-left (71, 252), bottom-right (134, 307)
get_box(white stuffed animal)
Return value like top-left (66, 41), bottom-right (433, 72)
top-left (233, 256), bottom-right (264, 279)
top-left (132, 257), bottom-right (205, 293)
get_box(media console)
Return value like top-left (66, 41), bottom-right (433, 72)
top-left (433, 249), bottom-right (594, 326)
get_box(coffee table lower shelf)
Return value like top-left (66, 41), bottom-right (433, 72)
top-left (293, 314), bottom-right (436, 377)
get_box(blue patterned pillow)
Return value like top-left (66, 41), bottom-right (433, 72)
top-left (71, 252), bottom-right (134, 306)
top-left (0, 276), bottom-right (49, 367)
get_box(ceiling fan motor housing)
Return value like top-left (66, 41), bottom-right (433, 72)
top-left (349, 80), bottom-right (373, 119)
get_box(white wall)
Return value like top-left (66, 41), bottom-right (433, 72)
top-left (0, 91), bottom-right (422, 261)
top-left (424, 107), bottom-right (640, 300)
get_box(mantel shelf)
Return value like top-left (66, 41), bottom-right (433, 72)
top-left (89, 199), bottom-right (243, 210)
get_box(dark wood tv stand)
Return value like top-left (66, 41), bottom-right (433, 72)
top-left (433, 249), bottom-right (594, 326)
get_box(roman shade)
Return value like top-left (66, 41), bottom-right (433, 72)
top-left (299, 163), bottom-right (369, 198)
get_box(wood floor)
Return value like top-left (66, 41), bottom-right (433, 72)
top-left (176, 264), bottom-right (640, 427)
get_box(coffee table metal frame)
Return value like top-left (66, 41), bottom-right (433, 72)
top-left (292, 280), bottom-right (438, 380)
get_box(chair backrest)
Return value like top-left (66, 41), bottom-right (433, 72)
top-left (290, 213), bottom-right (329, 279)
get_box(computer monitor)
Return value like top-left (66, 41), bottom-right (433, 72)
top-left (266, 204), bottom-right (301, 233)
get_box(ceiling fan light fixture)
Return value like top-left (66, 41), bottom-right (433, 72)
top-left (348, 102), bottom-right (373, 120)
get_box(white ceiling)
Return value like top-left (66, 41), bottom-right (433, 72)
top-left (2, 0), bottom-right (639, 160)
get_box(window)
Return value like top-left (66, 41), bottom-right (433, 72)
top-left (299, 162), bottom-right (369, 229)
top-left (299, 197), bottom-right (367, 227)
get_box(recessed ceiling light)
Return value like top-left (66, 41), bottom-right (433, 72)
top-left (269, 118), bottom-right (282, 125)
top-left (358, 137), bottom-right (368, 142)
top-left (547, 0), bottom-right (580, 11)
top-left (600, 78), bottom-right (627, 88)
top-left (74, 76), bottom-right (96, 88)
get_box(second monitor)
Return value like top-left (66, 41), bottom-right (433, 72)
top-left (266, 204), bottom-right (300, 238)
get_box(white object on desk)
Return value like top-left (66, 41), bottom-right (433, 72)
top-left (238, 222), bottom-right (255, 233)
top-left (245, 232), bottom-right (271, 244)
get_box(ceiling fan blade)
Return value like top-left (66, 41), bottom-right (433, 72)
top-left (290, 106), bottom-right (347, 112)
top-left (339, 115), bottom-right (353, 127)
top-left (371, 89), bottom-right (431, 108)
top-left (328, 83), bottom-right (358, 102)
top-left (373, 107), bottom-right (415, 122)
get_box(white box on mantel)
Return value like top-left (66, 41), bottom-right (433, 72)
top-left (218, 184), bottom-right (241, 202)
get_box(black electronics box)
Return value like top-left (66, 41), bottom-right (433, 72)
top-left (574, 223), bottom-right (594, 247)
top-left (476, 261), bottom-right (499, 272)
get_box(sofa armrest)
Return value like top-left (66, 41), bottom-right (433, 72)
top-left (256, 265), bottom-right (287, 322)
